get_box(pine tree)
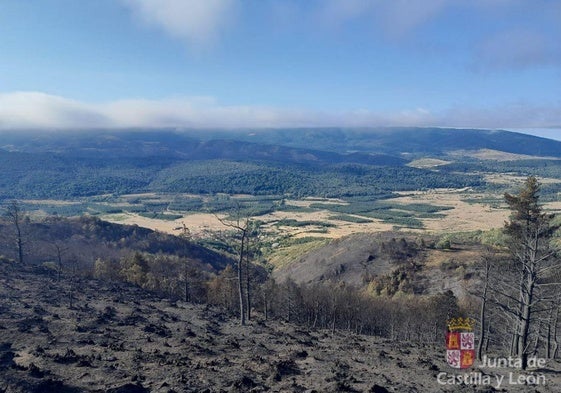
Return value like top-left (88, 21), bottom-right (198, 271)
top-left (502, 176), bottom-right (559, 369)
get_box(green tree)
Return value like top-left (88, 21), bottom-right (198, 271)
top-left (501, 176), bottom-right (560, 369)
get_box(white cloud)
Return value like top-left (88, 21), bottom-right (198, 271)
top-left (379, 0), bottom-right (449, 38)
top-left (474, 30), bottom-right (559, 71)
top-left (318, 1), bottom-right (561, 71)
top-left (0, 92), bottom-right (321, 129)
top-left (119, 1), bottom-right (561, 72)
top-left (438, 102), bottom-right (561, 129)
top-left (122, 0), bottom-right (234, 47)
top-left (0, 92), bottom-right (111, 129)
top-left (1, 92), bottom-right (560, 131)
top-left (320, 0), bottom-right (449, 38)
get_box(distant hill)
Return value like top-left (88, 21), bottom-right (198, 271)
top-left (0, 130), bottom-right (404, 165)
top-left (0, 128), bottom-right (560, 200)
top-left (3, 128), bottom-right (560, 159)
top-left (215, 128), bottom-right (561, 157)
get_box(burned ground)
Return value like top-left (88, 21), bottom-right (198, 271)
top-left (1, 262), bottom-right (560, 392)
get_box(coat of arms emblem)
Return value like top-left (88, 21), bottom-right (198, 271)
top-left (446, 317), bottom-right (476, 369)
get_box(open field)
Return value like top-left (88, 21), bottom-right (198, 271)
top-left (101, 207), bottom-right (396, 239)
top-left (407, 158), bottom-right (451, 168)
top-left (390, 189), bottom-right (510, 232)
top-left (449, 148), bottom-right (561, 161)
top-left (484, 173), bottom-right (561, 185)
top-left (20, 182), bottom-right (561, 244)
top-left (98, 188), bottom-right (519, 239)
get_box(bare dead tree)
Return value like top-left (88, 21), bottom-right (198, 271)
top-left (215, 208), bottom-right (251, 326)
top-left (67, 256), bottom-right (78, 308)
top-left (3, 200), bottom-right (26, 264)
top-left (551, 307), bottom-right (560, 359)
top-left (260, 278), bottom-right (278, 321)
top-left (182, 259), bottom-right (191, 303)
top-left (243, 220), bottom-right (263, 321)
top-left (495, 176), bottom-right (561, 369)
top-left (476, 250), bottom-right (492, 361)
top-left (177, 224), bottom-right (193, 302)
top-left (53, 241), bottom-right (68, 281)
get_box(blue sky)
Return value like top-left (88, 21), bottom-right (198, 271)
top-left (0, 0), bottom-right (560, 138)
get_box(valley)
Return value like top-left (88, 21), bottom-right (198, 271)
top-left (7, 128), bottom-right (561, 292)
top-left (5, 3), bottom-right (561, 391)
top-left (3, 128), bottom-right (561, 392)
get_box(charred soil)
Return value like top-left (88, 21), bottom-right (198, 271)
top-left (1, 263), bottom-right (560, 392)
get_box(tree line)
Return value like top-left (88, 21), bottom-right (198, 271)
top-left (475, 176), bottom-right (561, 369)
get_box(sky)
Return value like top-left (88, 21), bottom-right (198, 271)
top-left (0, 0), bottom-right (560, 139)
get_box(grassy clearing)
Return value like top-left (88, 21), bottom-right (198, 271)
top-left (266, 237), bottom-right (329, 269)
top-left (101, 214), bottom-right (128, 222)
top-left (407, 158), bottom-right (451, 168)
top-left (462, 197), bottom-right (505, 207)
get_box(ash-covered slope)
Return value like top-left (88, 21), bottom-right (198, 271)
top-left (4, 262), bottom-right (558, 392)
top-left (274, 233), bottom-right (396, 286)
top-left (273, 233), bottom-right (423, 287)
top-left (0, 262), bottom-right (412, 392)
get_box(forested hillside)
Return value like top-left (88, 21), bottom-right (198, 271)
top-left (201, 128), bottom-right (561, 157)
top-left (3, 128), bottom-right (559, 201)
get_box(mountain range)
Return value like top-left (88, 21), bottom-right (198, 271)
top-left (1, 128), bottom-right (560, 200)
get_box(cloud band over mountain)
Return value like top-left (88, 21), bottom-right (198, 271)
top-left (0, 91), bottom-right (560, 131)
